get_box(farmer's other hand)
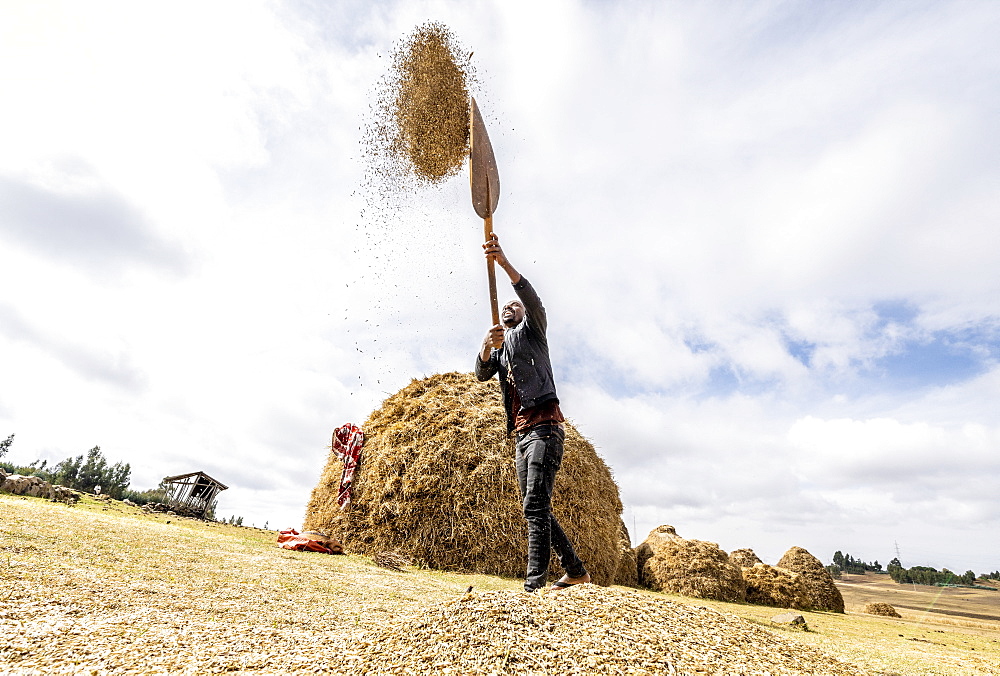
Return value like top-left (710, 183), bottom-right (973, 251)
top-left (484, 324), bottom-right (504, 350)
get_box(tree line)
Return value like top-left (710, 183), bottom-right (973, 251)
top-left (1, 433), bottom-right (159, 503)
top-left (886, 558), bottom-right (979, 586)
top-left (825, 549), bottom-right (994, 588)
top-left (831, 551), bottom-right (882, 574)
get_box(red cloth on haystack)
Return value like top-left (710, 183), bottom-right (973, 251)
top-left (277, 529), bottom-right (344, 554)
top-left (332, 423), bottom-right (364, 509)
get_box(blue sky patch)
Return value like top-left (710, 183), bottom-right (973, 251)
top-left (873, 326), bottom-right (1000, 389)
top-left (785, 338), bottom-right (816, 368)
top-left (872, 299), bottom-right (920, 328)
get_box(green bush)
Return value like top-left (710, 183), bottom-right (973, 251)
top-left (120, 487), bottom-right (167, 505)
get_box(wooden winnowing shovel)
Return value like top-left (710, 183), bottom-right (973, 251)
top-left (469, 97), bottom-right (501, 327)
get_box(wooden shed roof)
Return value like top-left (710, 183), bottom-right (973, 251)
top-left (162, 471), bottom-right (229, 491)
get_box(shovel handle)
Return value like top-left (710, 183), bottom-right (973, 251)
top-left (485, 215), bottom-right (500, 327)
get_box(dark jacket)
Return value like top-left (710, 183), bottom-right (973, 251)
top-left (475, 276), bottom-right (559, 433)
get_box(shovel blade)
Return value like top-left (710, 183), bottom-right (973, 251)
top-left (470, 97), bottom-right (500, 219)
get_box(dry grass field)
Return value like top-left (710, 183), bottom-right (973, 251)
top-left (694, 574), bottom-right (1000, 675)
top-left (838, 572), bottom-right (1000, 628)
top-left (2, 493), bottom-right (999, 675)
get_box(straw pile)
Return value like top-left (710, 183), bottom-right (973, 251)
top-left (729, 547), bottom-right (763, 568)
top-left (612, 521), bottom-right (638, 587)
top-left (729, 547), bottom-right (812, 609)
top-left (742, 563), bottom-right (812, 610)
top-left (338, 584), bottom-right (869, 675)
top-left (777, 546), bottom-right (846, 613)
top-left (635, 525), bottom-right (746, 602)
top-left (304, 372), bottom-right (624, 585)
top-left (373, 550), bottom-right (411, 572)
top-left (864, 602), bottom-right (901, 618)
top-left (366, 21), bottom-right (474, 184)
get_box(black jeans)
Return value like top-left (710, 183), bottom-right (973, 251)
top-left (515, 423), bottom-right (586, 591)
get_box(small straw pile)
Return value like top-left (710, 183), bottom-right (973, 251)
top-left (337, 585), bottom-right (868, 675)
top-left (304, 372), bottom-right (624, 585)
top-left (636, 525), bottom-right (746, 602)
top-left (864, 602), bottom-right (902, 618)
top-left (777, 546), bottom-right (846, 613)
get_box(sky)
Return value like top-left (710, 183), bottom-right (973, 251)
top-left (1, 0), bottom-right (998, 574)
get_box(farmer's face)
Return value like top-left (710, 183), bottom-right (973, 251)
top-left (501, 300), bottom-right (525, 328)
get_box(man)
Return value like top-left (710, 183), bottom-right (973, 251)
top-left (475, 233), bottom-right (591, 592)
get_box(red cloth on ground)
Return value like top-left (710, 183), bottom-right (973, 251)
top-left (332, 423), bottom-right (365, 509)
top-left (277, 529), bottom-right (343, 555)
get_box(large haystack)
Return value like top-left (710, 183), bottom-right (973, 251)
top-left (612, 521), bottom-right (638, 588)
top-left (304, 372), bottom-right (624, 585)
top-left (742, 563), bottom-right (812, 609)
top-left (777, 546), bottom-right (845, 613)
top-left (636, 525), bottom-right (746, 602)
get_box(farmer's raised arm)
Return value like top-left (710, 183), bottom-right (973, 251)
top-left (483, 234), bottom-right (520, 285)
top-left (512, 277), bottom-right (547, 336)
top-left (483, 234), bottom-right (546, 335)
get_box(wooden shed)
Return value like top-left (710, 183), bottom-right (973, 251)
top-left (161, 471), bottom-right (228, 518)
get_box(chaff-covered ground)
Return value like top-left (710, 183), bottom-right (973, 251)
top-left (1, 495), bottom-right (506, 674)
top-left (3, 495), bottom-right (999, 675)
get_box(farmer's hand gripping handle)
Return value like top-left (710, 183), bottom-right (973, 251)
top-left (483, 232), bottom-right (521, 325)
